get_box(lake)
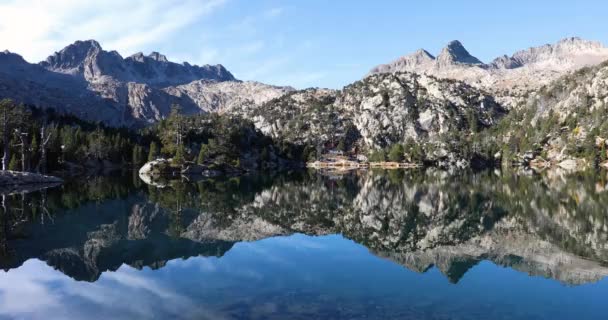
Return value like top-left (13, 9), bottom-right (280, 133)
top-left (1, 169), bottom-right (608, 319)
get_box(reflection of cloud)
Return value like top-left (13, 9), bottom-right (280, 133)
top-left (0, 260), bottom-right (230, 320)
top-left (0, 260), bottom-right (62, 316)
top-left (269, 234), bottom-right (328, 250)
top-left (104, 268), bottom-right (180, 300)
top-left (0, 234), bottom-right (366, 319)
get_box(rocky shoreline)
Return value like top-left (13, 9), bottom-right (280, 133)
top-left (0, 170), bottom-right (63, 195)
top-left (307, 160), bottom-right (422, 170)
top-left (0, 170), bottom-right (63, 186)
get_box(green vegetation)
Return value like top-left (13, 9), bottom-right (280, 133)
top-left (388, 144), bottom-right (405, 162)
top-left (368, 149), bottom-right (386, 162)
top-left (0, 99), bottom-right (305, 176)
top-left (148, 141), bottom-right (158, 162)
top-left (0, 99), bottom-right (141, 173)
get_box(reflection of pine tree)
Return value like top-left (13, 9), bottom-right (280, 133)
top-left (0, 195), bottom-right (7, 258)
top-left (168, 182), bottom-right (186, 238)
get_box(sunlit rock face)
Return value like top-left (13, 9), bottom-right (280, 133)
top-left (238, 72), bottom-right (505, 155)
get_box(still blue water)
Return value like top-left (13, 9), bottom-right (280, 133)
top-left (1, 170), bottom-right (607, 319)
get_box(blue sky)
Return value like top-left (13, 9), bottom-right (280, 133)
top-left (1, 0), bottom-right (607, 88)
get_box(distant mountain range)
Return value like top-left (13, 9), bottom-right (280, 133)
top-left (369, 37), bottom-right (608, 93)
top-left (0, 40), bottom-right (291, 126)
top-left (40, 40), bottom-right (235, 86)
top-left (0, 37), bottom-right (606, 127)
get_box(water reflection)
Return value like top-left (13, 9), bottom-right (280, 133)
top-left (0, 169), bottom-right (608, 318)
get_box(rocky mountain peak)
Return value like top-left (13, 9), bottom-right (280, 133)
top-left (129, 52), bottom-right (146, 62)
top-left (413, 48), bottom-right (435, 60)
top-left (436, 40), bottom-right (483, 66)
top-left (489, 36), bottom-right (608, 71)
top-left (55, 39), bottom-right (102, 58)
top-left (148, 51), bottom-right (168, 62)
top-left (556, 36), bottom-right (603, 50)
top-left (0, 50), bottom-right (24, 61)
top-left (369, 37), bottom-right (608, 94)
top-left (368, 48), bottom-right (435, 75)
top-left (0, 50), bottom-right (29, 71)
top-left (37, 39), bottom-right (237, 86)
top-left (40, 39), bottom-right (103, 71)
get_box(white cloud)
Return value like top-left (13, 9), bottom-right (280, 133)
top-left (0, 0), bottom-right (227, 62)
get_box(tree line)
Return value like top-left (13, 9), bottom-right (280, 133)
top-left (0, 100), bottom-right (306, 175)
top-left (0, 99), bottom-right (145, 173)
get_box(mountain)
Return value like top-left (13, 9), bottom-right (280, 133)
top-left (492, 59), bottom-right (608, 168)
top-left (369, 37), bottom-right (608, 95)
top-left (0, 40), bottom-right (292, 126)
top-left (40, 40), bottom-right (235, 86)
top-left (231, 71), bottom-right (505, 166)
top-left (436, 40), bottom-right (483, 66)
top-left (0, 50), bottom-right (127, 124)
top-left (2, 37), bottom-right (608, 169)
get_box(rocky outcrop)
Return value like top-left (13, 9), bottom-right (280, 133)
top-left (166, 80), bottom-right (293, 113)
top-left (498, 60), bottom-right (608, 169)
top-left (233, 72), bottom-right (505, 165)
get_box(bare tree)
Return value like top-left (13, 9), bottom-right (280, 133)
top-left (37, 123), bottom-right (55, 174)
top-left (14, 129), bottom-right (29, 172)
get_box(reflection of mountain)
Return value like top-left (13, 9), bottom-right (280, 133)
top-left (1, 170), bottom-right (608, 285)
top-left (0, 195), bottom-right (234, 281)
top-left (237, 170), bottom-right (608, 285)
top-left (377, 224), bottom-right (608, 285)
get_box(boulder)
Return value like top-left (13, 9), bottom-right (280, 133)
top-left (138, 159), bottom-right (172, 176)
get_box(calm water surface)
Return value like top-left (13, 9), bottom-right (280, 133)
top-left (1, 169), bottom-right (608, 319)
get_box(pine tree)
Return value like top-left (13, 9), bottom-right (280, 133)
top-left (148, 141), bottom-right (158, 162)
top-left (197, 144), bottom-right (209, 164)
top-left (132, 146), bottom-right (144, 166)
top-left (172, 144), bottom-right (185, 165)
top-left (8, 154), bottom-right (19, 171)
top-left (1, 99), bottom-right (26, 170)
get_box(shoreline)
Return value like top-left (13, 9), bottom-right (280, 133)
top-left (307, 161), bottom-right (422, 169)
top-left (0, 170), bottom-right (64, 186)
